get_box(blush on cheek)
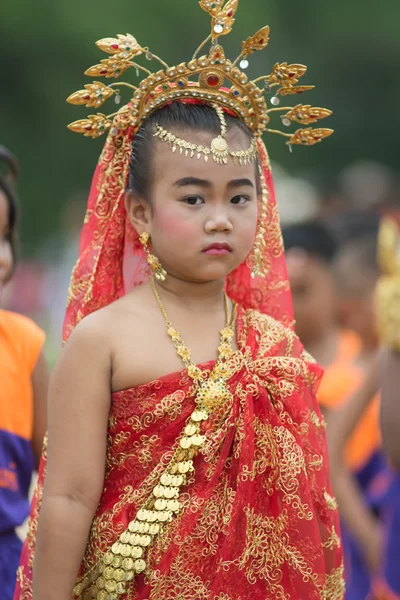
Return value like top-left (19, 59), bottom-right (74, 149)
top-left (154, 210), bottom-right (199, 242)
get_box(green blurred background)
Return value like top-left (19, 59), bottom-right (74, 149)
top-left (1, 0), bottom-right (398, 253)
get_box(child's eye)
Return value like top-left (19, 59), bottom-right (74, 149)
top-left (231, 195), bottom-right (250, 205)
top-left (184, 196), bottom-right (204, 206)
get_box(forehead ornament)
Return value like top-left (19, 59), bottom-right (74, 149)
top-left (154, 103), bottom-right (257, 165)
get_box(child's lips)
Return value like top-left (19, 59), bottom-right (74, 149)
top-left (202, 243), bottom-right (232, 256)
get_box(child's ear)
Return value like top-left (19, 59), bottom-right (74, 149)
top-left (125, 190), bottom-right (151, 235)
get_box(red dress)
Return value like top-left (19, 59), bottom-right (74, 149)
top-left (15, 307), bottom-right (343, 600)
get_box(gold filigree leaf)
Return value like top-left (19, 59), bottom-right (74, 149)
top-left (67, 114), bottom-right (112, 138)
top-left (66, 82), bottom-right (115, 108)
top-left (278, 85), bottom-right (315, 97)
top-left (211, 0), bottom-right (239, 36)
top-left (85, 57), bottom-right (133, 79)
top-left (242, 26), bottom-right (270, 55)
top-left (268, 62), bottom-right (307, 85)
top-left (208, 44), bottom-right (226, 62)
top-left (199, 0), bottom-right (224, 17)
top-left (289, 127), bottom-right (334, 146)
top-left (284, 104), bottom-right (332, 125)
top-left (221, 0), bottom-right (239, 19)
top-left (96, 34), bottom-right (141, 56)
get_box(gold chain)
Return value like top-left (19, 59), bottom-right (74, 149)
top-left (150, 276), bottom-right (236, 385)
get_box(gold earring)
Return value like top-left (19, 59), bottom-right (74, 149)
top-left (139, 232), bottom-right (167, 281)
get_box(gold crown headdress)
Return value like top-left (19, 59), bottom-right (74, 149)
top-left (67, 0), bottom-right (333, 156)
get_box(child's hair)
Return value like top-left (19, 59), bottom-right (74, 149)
top-left (128, 102), bottom-right (258, 200)
top-left (282, 220), bottom-right (338, 264)
top-left (0, 145), bottom-right (19, 277)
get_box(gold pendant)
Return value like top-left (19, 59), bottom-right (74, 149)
top-left (196, 377), bottom-right (233, 411)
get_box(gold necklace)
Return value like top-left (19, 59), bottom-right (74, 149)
top-left (150, 276), bottom-right (237, 387)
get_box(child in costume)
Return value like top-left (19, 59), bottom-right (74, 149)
top-left (15, 3), bottom-right (343, 599)
top-left (0, 146), bottom-right (49, 600)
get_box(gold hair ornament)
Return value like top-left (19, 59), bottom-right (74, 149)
top-left (376, 218), bottom-right (400, 351)
top-left (67, 1), bottom-right (333, 151)
top-left (154, 103), bottom-right (257, 165)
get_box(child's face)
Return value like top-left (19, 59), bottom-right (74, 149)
top-left (0, 191), bottom-right (12, 295)
top-left (286, 249), bottom-right (337, 345)
top-left (128, 126), bottom-right (259, 283)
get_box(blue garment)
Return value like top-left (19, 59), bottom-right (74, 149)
top-left (0, 429), bottom-right (35, 534)
top-left (0, 531), bottom-right (22, 600)
top-left (381, 475), bottom-right (400, 596)
top-left (343, 450), bottom-right (393, 600)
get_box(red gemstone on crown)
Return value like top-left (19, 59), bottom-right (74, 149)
top-left (215, 53), bottom-right (220, 58)
top-left (83, 94), bottom-right (91, 100)
top-left (227, 9), bottom-right (233, 16)
top-left (259, 39), bottom-right (265, 44)
top-left (111, 44), bottom-right (119, 50)
top-left (207, 75), bottom-right (219, 86)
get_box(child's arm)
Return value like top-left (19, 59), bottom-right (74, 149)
top-left (31, 351), bottom-right (50, 468)
top-left (327, 359), bottom-right (381, 572)
top-left (32, 316), bottom-right (112, 600)
top-left (381, 349), bottom-right (400, 471)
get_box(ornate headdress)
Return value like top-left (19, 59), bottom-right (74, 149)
top-left (67, 0), bottom-right (333, 153)
top-left (64, 0), bottom-right (332, 342)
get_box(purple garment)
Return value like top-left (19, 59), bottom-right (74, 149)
top-left (343, 450), bottom-right (393, 600)
top-left (0, 531), bottom-right (22, 600)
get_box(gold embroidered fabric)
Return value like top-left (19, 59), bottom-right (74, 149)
top-left (16, 309), bottom-right (344, 600)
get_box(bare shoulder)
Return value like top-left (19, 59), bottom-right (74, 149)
top-left (65, 308), bottom-right (113, 356)
top-left (56, 307), bottom-right (121, 388)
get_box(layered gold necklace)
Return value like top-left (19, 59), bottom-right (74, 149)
top-left (150, 276), bottom-right (237, 398)
top-left (75, 279), bottom-right (238, 598)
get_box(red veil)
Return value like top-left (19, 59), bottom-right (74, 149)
top-left (63, 103), bottom-right (293, 343)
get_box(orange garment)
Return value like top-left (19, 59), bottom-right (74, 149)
top-left (0, 309), bottom-right (45, 536)
top-left (0, 309), bottom-right (45, 441)
top-left (318, 329), bottom-right (381, 472)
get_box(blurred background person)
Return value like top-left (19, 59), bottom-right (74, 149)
top-left (378, 218), bottom-right (400, 474)
top-left (283, 220), bottom-right (390, 600)
top-left (282, 221), bottom-right (361, 420)
top-left (328, 218), bottom-right (400, 600)
top-left (0, 146), bottom-right (49, 600)
top-left (328, 233), bottom-right (387, 600)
